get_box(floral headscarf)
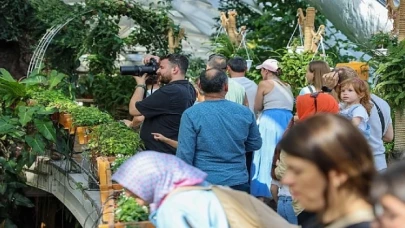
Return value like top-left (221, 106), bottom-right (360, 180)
top-left (112, 151), bottom-right (207, 212)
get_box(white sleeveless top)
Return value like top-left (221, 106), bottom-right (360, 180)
top-left (263, 81), bottom-right (294, 111)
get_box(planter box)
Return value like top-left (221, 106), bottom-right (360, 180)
top-left (58, 112), bottom-right (75, 134)
top-left (97, 157), bottom-right (150, 228)
top-left (99, 221), bottom-right (154, 228)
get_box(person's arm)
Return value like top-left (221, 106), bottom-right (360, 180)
top-left (270, 182), bottom-right (279, 204)
top-left (245, 113), bottom-right (262, 152)
top-left (132, 86), bottom-right (171, 119)
top-left (129, 73), bottom-right (148, 116)
top-left (254, 81), bottom-right (267, 112)
top-left (243, 93), bottom-right (249, 107)
top-left (383, 123), bottom-right (394, 142)
top-left (275, 151), bottom-right (287, 180)
top-left (152, 133), bottom-right (178, 148)
top-left (351, 106), bottom-right (368, 128)
top-left (176, 113), bottom-right (197, 165)
top-left (352, 117), bottom-right (362, 127)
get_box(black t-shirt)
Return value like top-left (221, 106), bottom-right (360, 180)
top-left (135, 80), bottom-right (196, 154)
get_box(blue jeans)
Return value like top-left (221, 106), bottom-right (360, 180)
top-left (277, 196), bottom-right (298, 224)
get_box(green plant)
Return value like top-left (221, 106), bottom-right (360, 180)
top-left (69, 106), bottom-right (113, 127)
top-left (278, 50), bottom-right (333, 97)
top-left (111, 154), bottom-right (131, 173)
top-left (88, 122), bottom-right (142, 156)
top-left (0, 69), bottom-right (64, 226)
top-left (115, 192), bottom-right (149, 223)
top-left (91, 74), bottom-right (136, 119)
top-left (374, 40), bottom-right (405, 110)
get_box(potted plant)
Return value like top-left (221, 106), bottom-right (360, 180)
top-left (114, 192), bottom-right (152, 227)
top-left (88, 121), bottom-right (142, 172)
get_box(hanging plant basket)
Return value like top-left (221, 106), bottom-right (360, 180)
top-left (374, 48), bottom-right (388, 56)
top-left (287, 45), bottom-right (305, 54)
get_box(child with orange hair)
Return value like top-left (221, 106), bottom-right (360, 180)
top-left (338, 78), bottom-right (372, 138)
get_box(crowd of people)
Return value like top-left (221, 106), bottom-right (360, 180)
top-left (116, 53), bottom-right (402, 228)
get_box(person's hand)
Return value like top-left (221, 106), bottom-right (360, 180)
top-left (134, 73), bottom-right (148, 85)
top-left (276, 159), bottom-right (280, 167)
top-left (121, 119), bottom-right (133, 127)
top-left (151, 133), bottom-right (168, 142)
top-left (143, 54), bottom-right (160, 64)
top-left (322, 71), bottom-right (339, 89)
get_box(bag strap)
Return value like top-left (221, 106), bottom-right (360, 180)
top-left (308, 85), bottom-right (314, 93)
top-left (371, 98), bottom-right (385, 135)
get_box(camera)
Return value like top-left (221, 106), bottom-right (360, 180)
top-left (120, 58), bottom-right (158, 76)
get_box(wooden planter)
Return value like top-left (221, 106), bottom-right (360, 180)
top-left (97, 157), bottom-right (149, 228)
top-left (58, 112), bottom-right (75, 134)
top-left (76, 126), bottom-right (91, 145)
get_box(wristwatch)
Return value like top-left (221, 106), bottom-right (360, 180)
top-left (135, 84), bottom-right (146, 90)
top-left (321, 86), bottom-right (332, 93)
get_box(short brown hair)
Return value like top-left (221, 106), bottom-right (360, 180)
top-left (278, 114), bottom-right (376, 205)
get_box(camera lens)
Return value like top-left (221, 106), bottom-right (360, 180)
top-left (120, 66), bottom-right (141, 76)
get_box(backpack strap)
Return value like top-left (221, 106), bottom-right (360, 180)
top-left (371, 98), bottom-right (385, 135)
top-left (308, 85), bottom-right (314, 93)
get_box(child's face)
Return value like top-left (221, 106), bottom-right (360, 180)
top-left (340, 84), bottom-right (361, 105)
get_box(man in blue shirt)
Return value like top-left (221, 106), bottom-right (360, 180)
top-left (176, 68), bottom-right (262, 193)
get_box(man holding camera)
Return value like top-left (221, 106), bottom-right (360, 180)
top-left (128, 54), bottom-right (196, 155)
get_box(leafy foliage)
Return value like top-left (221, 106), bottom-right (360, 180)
top-left (374, 39), bottom-right (405, 111)
top-left (0, 69), bottom-right (68, 226)
top-left (88, 122), bottom-right (142, 156)
top-left (91, 74), bottom-right (136, 119)
top-left (115, 192), bottom-right (149, 223)
top-left (279, 50), bottom-right (333, 97)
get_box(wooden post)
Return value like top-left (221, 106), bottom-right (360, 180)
top-left (220, 11), bottom-right (246, 46)
top-left (304, 7), bottom-right (316, 52)
top-left (387, 0), bottom-right (399, 35)
top-left (399, 0), bottom-right (405, 41)
top-left (168, 27), bottom-right (185, 53)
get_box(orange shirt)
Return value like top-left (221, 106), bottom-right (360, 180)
top-left (296, 93), bottom-right (339, 121)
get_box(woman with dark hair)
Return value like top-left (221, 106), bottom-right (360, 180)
top-left (371, 159), bottom-right (405, 228)
top-left (279, 114), bottom-right (377, 228)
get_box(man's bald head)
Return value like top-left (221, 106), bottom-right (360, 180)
top-left (199, 68), bottom-right (228, 93)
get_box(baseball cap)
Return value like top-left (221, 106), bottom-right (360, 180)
top-left (256, 59), bottom-right (279, 72)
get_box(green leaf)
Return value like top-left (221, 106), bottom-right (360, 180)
top-left (0, 68), bottom-right (16, 82)
top-left (48, 71), bottom-right (66, 89)
top-left (25, 134), bottom-right (46, 154)
top-left (36, 106), bottom-right (57, 115)
top-left (12, 193), bottom-right (34, 207)
top-left (17, 106), bottom-right (36, 127)
top-left (0, 183), bottom-right (7, 195)
top-left (34, 119), bottom-right (56, 141)
top-left (0, 120), bottom-right (15, 135)
top-left (20, 75), bottom-right (48, 86)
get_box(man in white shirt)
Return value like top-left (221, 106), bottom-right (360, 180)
top-left (227, 56), bottom-right (258, 114)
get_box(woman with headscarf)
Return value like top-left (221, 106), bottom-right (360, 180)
top-left (112, 151), bottom-right (229, 228)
